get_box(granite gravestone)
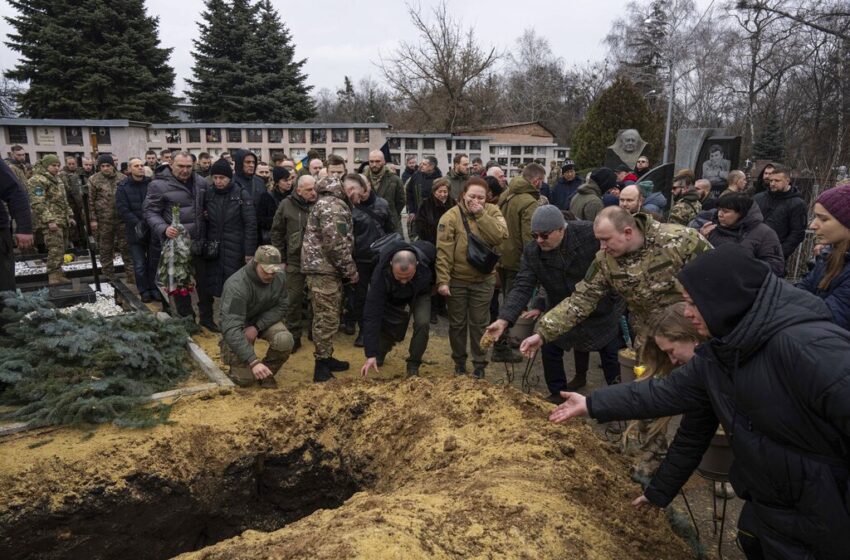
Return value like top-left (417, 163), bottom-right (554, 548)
top-left (604, 129), bottom-right (651, 170)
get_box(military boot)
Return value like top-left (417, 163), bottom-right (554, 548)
top-left (565, 372), bottom-right (587, 390)
top-left (313, 359), bottom-right (335, 383)
top-left (264, 349), bottom-right (290, 377)
top-left (325, 355), bottom-right (350, 372)
top-left (48, 271), bottom-right (70, 285)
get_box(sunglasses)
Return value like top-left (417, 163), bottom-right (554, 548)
top-left (531, 231), bottom-right (552, 240)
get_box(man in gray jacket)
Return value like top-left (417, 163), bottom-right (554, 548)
top-left (219, 245), bottom-right (294, 388)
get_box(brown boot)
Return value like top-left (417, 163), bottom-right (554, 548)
top-left (565, 372), bottom-right (587, 390)
top-left (48, 271), bottom-right (70, 285)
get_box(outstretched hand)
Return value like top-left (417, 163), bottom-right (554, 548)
top-left (548, 391), bottom-right (588, 423)
top-left (519, 333), bottom-right (543, 358)
top-left (360, 357), bottom-right (379, 377)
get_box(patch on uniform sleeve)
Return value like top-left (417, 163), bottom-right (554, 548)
top-left (438, 223), bottom-right (446, 232)
top-left (33, 186), bottom-right (44, 197)
top-left (336, 221), bottom-right (349, 235)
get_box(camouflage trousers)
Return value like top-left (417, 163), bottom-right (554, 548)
top-left (306, 274), bottom-right (343, 359)
top-left (41, 227), bottom-right (67, 274)
top-left (623, 418), bottom-right (672, 483)
top-left (219, 321), bottom-right (294, 387)
top-left (98, 220), bottom-right (132, 278)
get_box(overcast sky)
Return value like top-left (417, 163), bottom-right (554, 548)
top-left (0, 0), bottom-right (712, 98)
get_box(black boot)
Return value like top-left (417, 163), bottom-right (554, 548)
top-left (200, 317), bottom-right (220, 333)
top-left (326, 356), bottom-right (350, 371)
top-left (291, 338), bottom-right (302, 353)
top-left (313, 359), bottom-right (335, 383)
top-left (354, 330), bottom-right (364, 347)
top-left (565, 372), bottom-right (587, 390)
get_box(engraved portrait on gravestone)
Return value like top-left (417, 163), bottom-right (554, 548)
top-left (604, 128), bottom-right (650, 170)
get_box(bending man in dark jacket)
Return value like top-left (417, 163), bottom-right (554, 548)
top-left (549, 244), bottom-right (850, 560)
top-left (359, 239), bottom-right (436, 378)
top-left (485, 206), bottom-right (623, 402)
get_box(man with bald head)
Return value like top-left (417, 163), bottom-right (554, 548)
top-left (308, 158), bottom-right (323, 178)
top-left (359, 238), bottom-right (437, 378)
top-left (362, 149), bottom-right (405, 232)
top-left (618, 184), bottom-right (644, 215)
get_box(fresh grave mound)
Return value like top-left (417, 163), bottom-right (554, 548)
top-left (0, 377), bottom-right (691, 560)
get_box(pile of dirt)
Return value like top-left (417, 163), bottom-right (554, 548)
top-left (0, 376), bottom-right (690, 559)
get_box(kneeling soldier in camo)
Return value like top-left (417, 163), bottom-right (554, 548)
top-left (219, 245), bottom-right (294, 388)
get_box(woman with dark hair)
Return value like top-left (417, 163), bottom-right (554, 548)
top-left (797, 185), bottom-right (850, 330)
top-left (436, 177), bottom-right (508, 379)
top-left (256, 167), bottom-right (293, 244)
top-left (414, 178), bottom-right (455, 244)
top-left (697, 192), bottom-right (785, 276)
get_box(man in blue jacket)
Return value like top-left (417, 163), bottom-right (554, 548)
top-left (549, 244), bottom-right (850, 560)
top-left (541, 160), bottom-right (583, 212)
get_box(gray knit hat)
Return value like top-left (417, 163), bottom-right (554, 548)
top-left (531, 205), bottom-right (566, 232)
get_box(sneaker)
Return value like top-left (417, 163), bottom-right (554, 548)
top-left (313, 359), bottom-right (336, 383)
top-left (454, 363), bottom-right (467, 376)
top-left (472, 367), bottom-right (486, 379)
top-left (326, 356), bottom-right (350, 372)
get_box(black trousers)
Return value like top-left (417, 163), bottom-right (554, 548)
top-left (0, 228), bottom-right (14, 292)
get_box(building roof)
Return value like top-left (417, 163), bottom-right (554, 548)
top-left (1, 118), bottom-right (149, 127)
top-left (150, 122), bottom-right (392, 130)
top-left (455, 121), bottom-right (558, 138)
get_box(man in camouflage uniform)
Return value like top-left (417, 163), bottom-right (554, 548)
top-left (519, 206), bottom-right (712, 480)
top-left (270, 175), bottom-right (317, 352)
top-left (301, 176), bottom-right (359, 382)
top-left (7, 145), bottom-right (31, 186)
top-left (667, 170), bottom-right (702, 226)
top-left (219, 245), bottom-right (294, 388)
top-left (363, 150), bottom-right (405, 233)
top-left (59, 156), bottom-right (86, 248)
top-left (26, 155), bottom-right (75, 284)
top-left (88, 154), bottom-right (133, 279)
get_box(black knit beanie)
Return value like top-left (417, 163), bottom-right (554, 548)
top-left (210, 158), bottom-right (233, 178)
top-left (272, 167), bottom-right (291, 183)
top-left (96, 154), bottom-right (115, 168)
top-left (590, 167), bottom-right (617, 191)
top-left (676, 244), bottom-right (769, 337)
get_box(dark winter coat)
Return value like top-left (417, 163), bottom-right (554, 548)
top-left (143, 166), bottom-right (207, 245)
top-left (703, 204), bottom-right (786, 276)
top-left (644, 191), bottom-right (667, 214)
top-left (353, 190), bottom-right (394, 265)
top-left (569, 180), bottom-right (604, 221)
top-left (754, 186), bottom-right (809, 258)
top-left (588, 273), bottom-right (850, 559)
top-left (499, 221), bottom-right (623, 352)
top-left (363, 239), bottom-right (436, 359)
top-left (414, 195), bottom-right (456, 245)
top-left (202, 183), bottom-right (258, 297)
top-left (269, 192), bottom-right (312, 272)
top-left (232, 149), bottom-right (267, 207)
top-left (256, 189), bottom-right (288, 245)
top-left (797, 247), bottom-right (850, 331)
top-left (541, 175), bottom-right (584, 212)
top-left (0, 159), bottom-right (33, 233)
top-left (405, 168), bottom-right (442, 215)
top-left (115, 175), bottom-right (151, 244)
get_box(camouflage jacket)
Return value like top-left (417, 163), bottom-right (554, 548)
top-left (667, 192), bottom-right (702, 226)
top-left (59, 167), bottom-right (84, 208)
top-left (535, 213), bottom-right (712, 346)
top-left (27, 167), bottom-right (72, 230)
top-left (300, 178), bottom-right (356, 279)
top-left (8, 160), bottom-right (29, 187)
top-left (87, 170), bottom-right (123, 223)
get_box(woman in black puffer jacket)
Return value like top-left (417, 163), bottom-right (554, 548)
top-left (198, 159), bottom-right (257, 331)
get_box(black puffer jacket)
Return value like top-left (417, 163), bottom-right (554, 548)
top-left (499, 220), bottom-right (623, 352)
top-left (754, 186), bottom-right (808, 258)
top-left (232, 149), bottom-right (267, 207)
top-left (588, 273), bottom-right (850, 559)
top-left (115, 175), bottom-right (151, 243)
top-left (256, 189), bottom-right (287, 245)
top-left (202, 183), bottom-right (257, 297)
top-left (362, 239), bottom-right (436, 359)
top-left (414, 194), bottom-right (456, 244)
top-left (704, 203), bottom-right (785, 276)
top-left (352, 191), bottom-right (394, 265)
top-left (144, 167), bottom-right (206, 245)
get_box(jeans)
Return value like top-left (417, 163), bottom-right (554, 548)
top-left (541, 335), bottom-right (621, 394)
top-left (128, 240), bottom-right (156, 296)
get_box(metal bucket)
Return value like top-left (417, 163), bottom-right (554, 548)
top-left (618, 348), bottom-right (636, 383)
top-left (697, 429), bottom-right (734, 480)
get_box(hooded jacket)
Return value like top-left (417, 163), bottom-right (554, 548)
top-left (754, 186), bottom-right (808, 258)
top-left (668, 191), bottom-right (702, 226)
top-left (643, 191), bottom-right (667, 214)
top-left (704, 203), bottom-right (785, 276)
top-left (498, 176), bottom-right (541, 271)
top-left (541, 175), bottom-right (583, 212)
top-left (797, 247), bottom-right (850, 331)
top-left (202, 182), bottom-right (258, 297)
top-left (352, 190), bottom-right (394, 265)
top-left (588, 252), bottom-right (850, 559)
top-left (300, 179), bottom-right (356, 278)
top-left (414, 194), bottom-right (456, 245)
top-left (232, 149), bottom-right (267, 207)
top-left (362, 239), bottom-right (436, 359)
top-left (569, 180), bottom-right (603, 222)
top-left (405, 167), bottom-right (442, 215)
top-left (446, 168), bottom-right (469, 200)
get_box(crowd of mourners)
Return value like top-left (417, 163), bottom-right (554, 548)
top-left (2, 141), bottom-right (850, 559)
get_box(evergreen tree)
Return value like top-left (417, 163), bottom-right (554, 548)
top-left (571, 76), bottom-right (664, 170)
top-left (4, 0), bottom-right (176, 120)
top-left (188, 0), bottom-right (315, 122)
top-left (752, 113), bottom-right (785, 161)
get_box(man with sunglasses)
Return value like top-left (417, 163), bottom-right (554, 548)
top-left (634, 156), bottom-right (651, 180)
top-left (484, 205), bottom-right (623, 402)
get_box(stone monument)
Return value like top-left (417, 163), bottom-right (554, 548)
top-left (604, 129), bottom-right (651, 171)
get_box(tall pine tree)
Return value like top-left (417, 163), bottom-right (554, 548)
top-left (4, 0), bottom-right (176, 120)
top-left (752, 113), bottom-right (785, 161)
top-left (188, 0), bottom-right (315, 122)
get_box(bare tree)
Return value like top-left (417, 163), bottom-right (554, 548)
top-left (379, 1), bottom-right (499, 132)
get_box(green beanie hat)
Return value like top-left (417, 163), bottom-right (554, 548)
top-left (40, 154), bottom-right (60, 167)
top-left (637, 180), bottom-right (654, 198)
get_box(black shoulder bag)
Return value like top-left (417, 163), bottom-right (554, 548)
top-left (459, 209), bottom-right (500, 274)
